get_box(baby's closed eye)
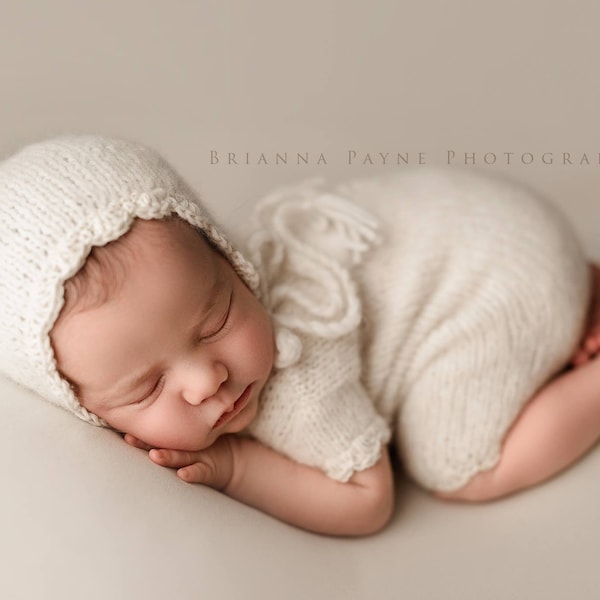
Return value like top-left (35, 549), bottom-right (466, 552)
top-left (133, 375), bottom-right (166, 405)
top-left (198, 290), bottom-right (234, 343)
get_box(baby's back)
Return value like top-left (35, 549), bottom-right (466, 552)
top-left (336, 167), bottom-right (589, 489)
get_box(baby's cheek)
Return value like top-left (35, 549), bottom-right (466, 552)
top-left (130, 408), bottom-right (212, 451)
top-left (256, 312), bottom-right (276, 367)
top-left (240, 313), bottom-right (275, 372)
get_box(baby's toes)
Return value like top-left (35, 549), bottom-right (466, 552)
top-left (571, 348), bottom-right (589, 367)
top-left (585, 331), bottom-right (600, 355)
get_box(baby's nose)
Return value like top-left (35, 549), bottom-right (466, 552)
top-left (180, 361), bottom-right (228, 406)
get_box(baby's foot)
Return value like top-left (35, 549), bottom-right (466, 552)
top-left (572, 324), bottom-right (600, 367)
top-left (571, 263), bottom-right (600, 368)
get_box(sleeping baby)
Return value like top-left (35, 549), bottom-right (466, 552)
top-left (1, 135), bottom-right (599, 536)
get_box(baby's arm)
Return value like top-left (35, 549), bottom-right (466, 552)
top-left (125, 434), bottom-right (394, 536)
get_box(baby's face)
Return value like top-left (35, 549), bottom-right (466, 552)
top-left (50, 218), bottom-right (275, 451)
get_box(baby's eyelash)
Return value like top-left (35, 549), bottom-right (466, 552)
top-left (136, 375), bottom-right (165, 405)
top-left (202, 303), bottom-right (232, 341)
top-left (201, 293), bottom-right (233, 342)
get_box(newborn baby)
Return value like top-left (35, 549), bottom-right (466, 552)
top-left (0, 135), bottom-right (598, 536)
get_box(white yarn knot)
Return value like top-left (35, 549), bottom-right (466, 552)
top-left (246, 177), bottom-right (381, 351)
top-left (273, 326), bottom-right (303, 369)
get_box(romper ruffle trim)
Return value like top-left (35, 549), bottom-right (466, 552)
top-left (245, 177), bottom-right (381, 367)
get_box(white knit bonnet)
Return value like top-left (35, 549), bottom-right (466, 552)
top-left (0, 135), bottom-right (260, 425)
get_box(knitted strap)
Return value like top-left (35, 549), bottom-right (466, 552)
top-left (247, 179), bottom-right (379, 369)
top-left (246, 178), bottom-right (381, 369)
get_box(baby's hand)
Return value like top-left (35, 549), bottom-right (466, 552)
top-left (123, 434), bottom-right (235, 491)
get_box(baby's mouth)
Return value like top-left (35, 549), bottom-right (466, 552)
top-left (212, 384), bottom-right (252, 429)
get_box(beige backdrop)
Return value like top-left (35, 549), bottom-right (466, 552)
top-left (1, 2), bottom-right (600, 599)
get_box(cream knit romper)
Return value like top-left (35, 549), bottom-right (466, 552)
top-left (246, 166), bottom-right (590, 492)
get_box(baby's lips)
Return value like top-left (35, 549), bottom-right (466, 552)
top-left (212, 384), bottom-right (252, 429)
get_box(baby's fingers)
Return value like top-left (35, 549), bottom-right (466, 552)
top-left (150, 451), bottom-right (222, 488)
top-left (149, 448), bottom-right (200, 468)
top-left (177, 462), bottom-right (218, 486)
top-left (148, 438), bottom-right (234, 489)
top-left (123, 433), bottom-right (154, 451)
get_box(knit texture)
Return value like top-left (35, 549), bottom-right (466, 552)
top-left (245, 184), bottom-right (392, 481)
top-left (244, 168), bottom-right (590, 491)
top-left (0, 135), bottom-right (259, 424)
top-left (0, 135), bottom-right (590, 492)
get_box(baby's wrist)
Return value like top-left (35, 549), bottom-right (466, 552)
top-left (220, 434), bottom-right (246, 494)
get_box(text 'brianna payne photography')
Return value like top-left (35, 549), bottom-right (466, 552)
top-left (209, 150), bottom-right (600, 167)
